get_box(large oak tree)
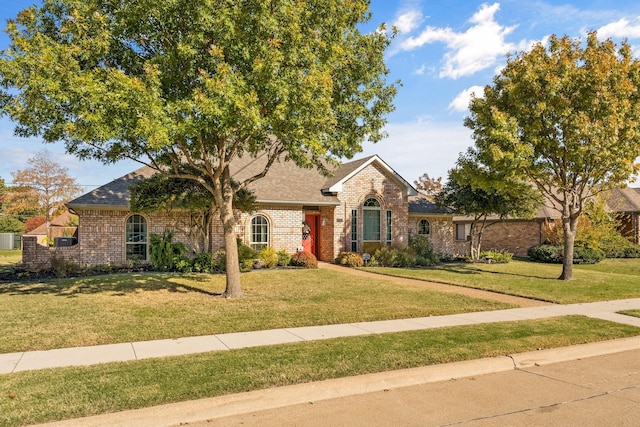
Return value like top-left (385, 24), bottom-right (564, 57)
top-left (0, 0), bottom-right (398, 296)
top-left (465, 33), bottom-right (640, 280)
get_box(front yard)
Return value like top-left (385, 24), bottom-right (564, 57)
top-left (364, 258), bottom-right (640, 304)
top-left (2, 258), bottom-right (640, 425)
top-left (0, 268), bottom-right (510, 353)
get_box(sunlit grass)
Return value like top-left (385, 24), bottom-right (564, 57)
top-left (363, 258), bottom-right (640, 304)
top-left (0, 268), bottom-right (511, 353)
top-left (2, 315), bottom-right (638, 426)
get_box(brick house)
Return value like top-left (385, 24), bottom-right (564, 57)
top-left (24, 154), bottom-right (426, 269)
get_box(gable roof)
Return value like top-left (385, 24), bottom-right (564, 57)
top-left (408, 195), bottom-right (452, 215)
top-left (67, 154), bottom-right (416, 210)
top-left (26, 211), bottom-right (77, 235)
top-left (323, 155), bottom-right (418, 196)
top-left (605, 187), bottom-right (640, 213)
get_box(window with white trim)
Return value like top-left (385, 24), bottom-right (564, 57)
top-left (250, 215), bottom-right (269, 250)
top-left (456, 223), bottom-right (471, 241)
top-left (351, 209), bottom-right (358, 251)
top-left (386, 210), bottom-right (392, 243)
top-left (126, 214), bottom-right (147, 261)
top-left (363, 198), bottom-right (381, 241)
top-left (418, 219), bottom-right (431, 235)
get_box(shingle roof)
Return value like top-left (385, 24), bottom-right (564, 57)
top-left (67, 154), bottom-right (413, 209)
top-left (605, 187), bottom-right (640, 213)
top-left (67, 166), bottom-right (156, 209)
top-left (408, 195), bottom-right (452, 215)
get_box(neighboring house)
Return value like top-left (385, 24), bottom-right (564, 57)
top-left (407, 195), bottom-right (468, 258)
top-left (24, 154), bottom-right (419, 269)
top-left (603, 187), bottom-right (640, 244)
top-left (451, 204), bottom-right (561, 257)
top-left (26, 211), bottom-right (78, 246)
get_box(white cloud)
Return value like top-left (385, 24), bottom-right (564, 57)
top-left (449, 85), bottom-right (485, 112)
top-left (414, 64), bottom-right (426, 75)
top-left (355, 120), bottom-right (473, 182)
top-left (398, 2), bottom-right (517, 79)
top-left (597, 17), bottom-right (640, 39)
top-left (393, 8), bottom-right (423, 34)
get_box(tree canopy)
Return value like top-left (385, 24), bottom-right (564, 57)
top-left (464, 32), bottom-right (640, 279)
top-left (0, 0), bottom-right (398, 296)
top-left (9, 150), bottom-right (81, 221)
top-left (435, 152), bottom-right (541, 260)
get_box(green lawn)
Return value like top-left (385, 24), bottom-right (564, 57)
top-left (2, 315), bottom-right (638, 426)
top-left (0, 249), bottom-right (21, 266)
top-left (363, 258), bottom-right (640, 304)
top-left (0, 268), bottom-right (511, 353)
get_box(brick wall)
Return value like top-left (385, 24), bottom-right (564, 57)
top-left (335, 163), bottom-right (409, 256)
top-left (408, 215), bottom-right (469, 258)
top-left (71, 209), bottom-right (192, 267)
top-left (471, 219), bottom-right (544, 256)
top-left (22, 235), bottom-right (80, 270)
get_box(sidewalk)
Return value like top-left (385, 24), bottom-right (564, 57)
top-left (3, 297), bottom-right (640, 375)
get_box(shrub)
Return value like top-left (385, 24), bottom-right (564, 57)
top-left (0, 216), bottom-right (25, 233)
top-left (372, 247), bottom-right (396, 267)
top-left (237, 239), bottom-right (258, 264)
top-left (479, 249), bottom-right (513, 263)
top-left (623, 246), bottom-right (640, 258)
top-left (290, 251), bottom-right (318, 268)
top-left (336, 251), bottom-right (364, 267)
top-left (50, 254), bottom-right (80, 278)
top-left (528, 244), bottom-right (605, 264)
top-left (408, 234), bottom-right (435, 260)
top-left (191, 252), bottom-right (219, 273)
top-left (527, 244), bottom-right (562, 263)
top-left (276, 250), bottom-right (291, 267)
top-left (573, 246), bottom-right (606, 264)
top-left (259, 246), bottom-right (279, 268)
top-left (150, 230), bottom-right (187, 271)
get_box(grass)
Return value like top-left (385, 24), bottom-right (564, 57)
top-left (0, 250), bottom-right (21, 266)
top-left (363, 258), bottom-right (640, 304)
top-left (2, 315), bottom-right (638, 426)
top-left (0, 268), bottom-right (511, 353)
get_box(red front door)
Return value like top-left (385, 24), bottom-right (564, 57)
top-left (305, 214), bottom-right (320, 257)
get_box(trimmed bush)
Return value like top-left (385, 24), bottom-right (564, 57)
top-left (573, 246), bottom-right (606, 264)
top-left (259, 246), bottom-right (279, 269)
top-left (336, 251), bottom-right (364, 267)
top-left (528, 244), bottom-right (605, 264)
top-left (290, 251), bottom-right (318, 268)
top-left (276, 250), bottom-right (291, 267)
top-left (527, 244), bottom-right (562, 263)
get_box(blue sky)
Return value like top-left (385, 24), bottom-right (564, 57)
top-left (2, 0), bottom-right (640, 191)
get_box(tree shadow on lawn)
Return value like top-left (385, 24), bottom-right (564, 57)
top-left (0, 272), bottom-right (223, 297)
top-left (432, 263), bottom-right (556, 280)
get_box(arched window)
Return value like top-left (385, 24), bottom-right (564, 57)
top-left (250, 215), bottom-right (269, 250)
top-left (126, 214), bottom-right (147, 261)
top-left (418, 219), bottom-right (431, 235)
top-left (363, 198), bottom-right (381, 241)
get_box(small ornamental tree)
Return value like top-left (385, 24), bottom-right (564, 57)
top-left (9, 150), bottom-right (80, 221)
top-left (0, 0), bottom-right (398, 297)
top-left (465, 33), bottom-right (640, 280)
top-left (435, 152), bottom-right (541, 260)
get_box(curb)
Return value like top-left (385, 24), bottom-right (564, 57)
top-left (34, 335), bottom-right (640, 427)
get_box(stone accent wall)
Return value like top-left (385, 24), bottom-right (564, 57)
top-left (335, 163), bottom-right (409, 256)
top-left (22, 235), bottom-right (80, 270)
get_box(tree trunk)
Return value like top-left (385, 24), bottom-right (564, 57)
top-left (218, 168), bottom-right (243, 298)
top-left (559, 216), bottom-right (576, 280)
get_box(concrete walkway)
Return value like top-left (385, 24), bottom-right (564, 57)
top-left (3, 297), bottom-right (640, 375)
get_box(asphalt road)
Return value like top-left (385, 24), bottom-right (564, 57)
top-left (197, 348), bottom-right (640, 427)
